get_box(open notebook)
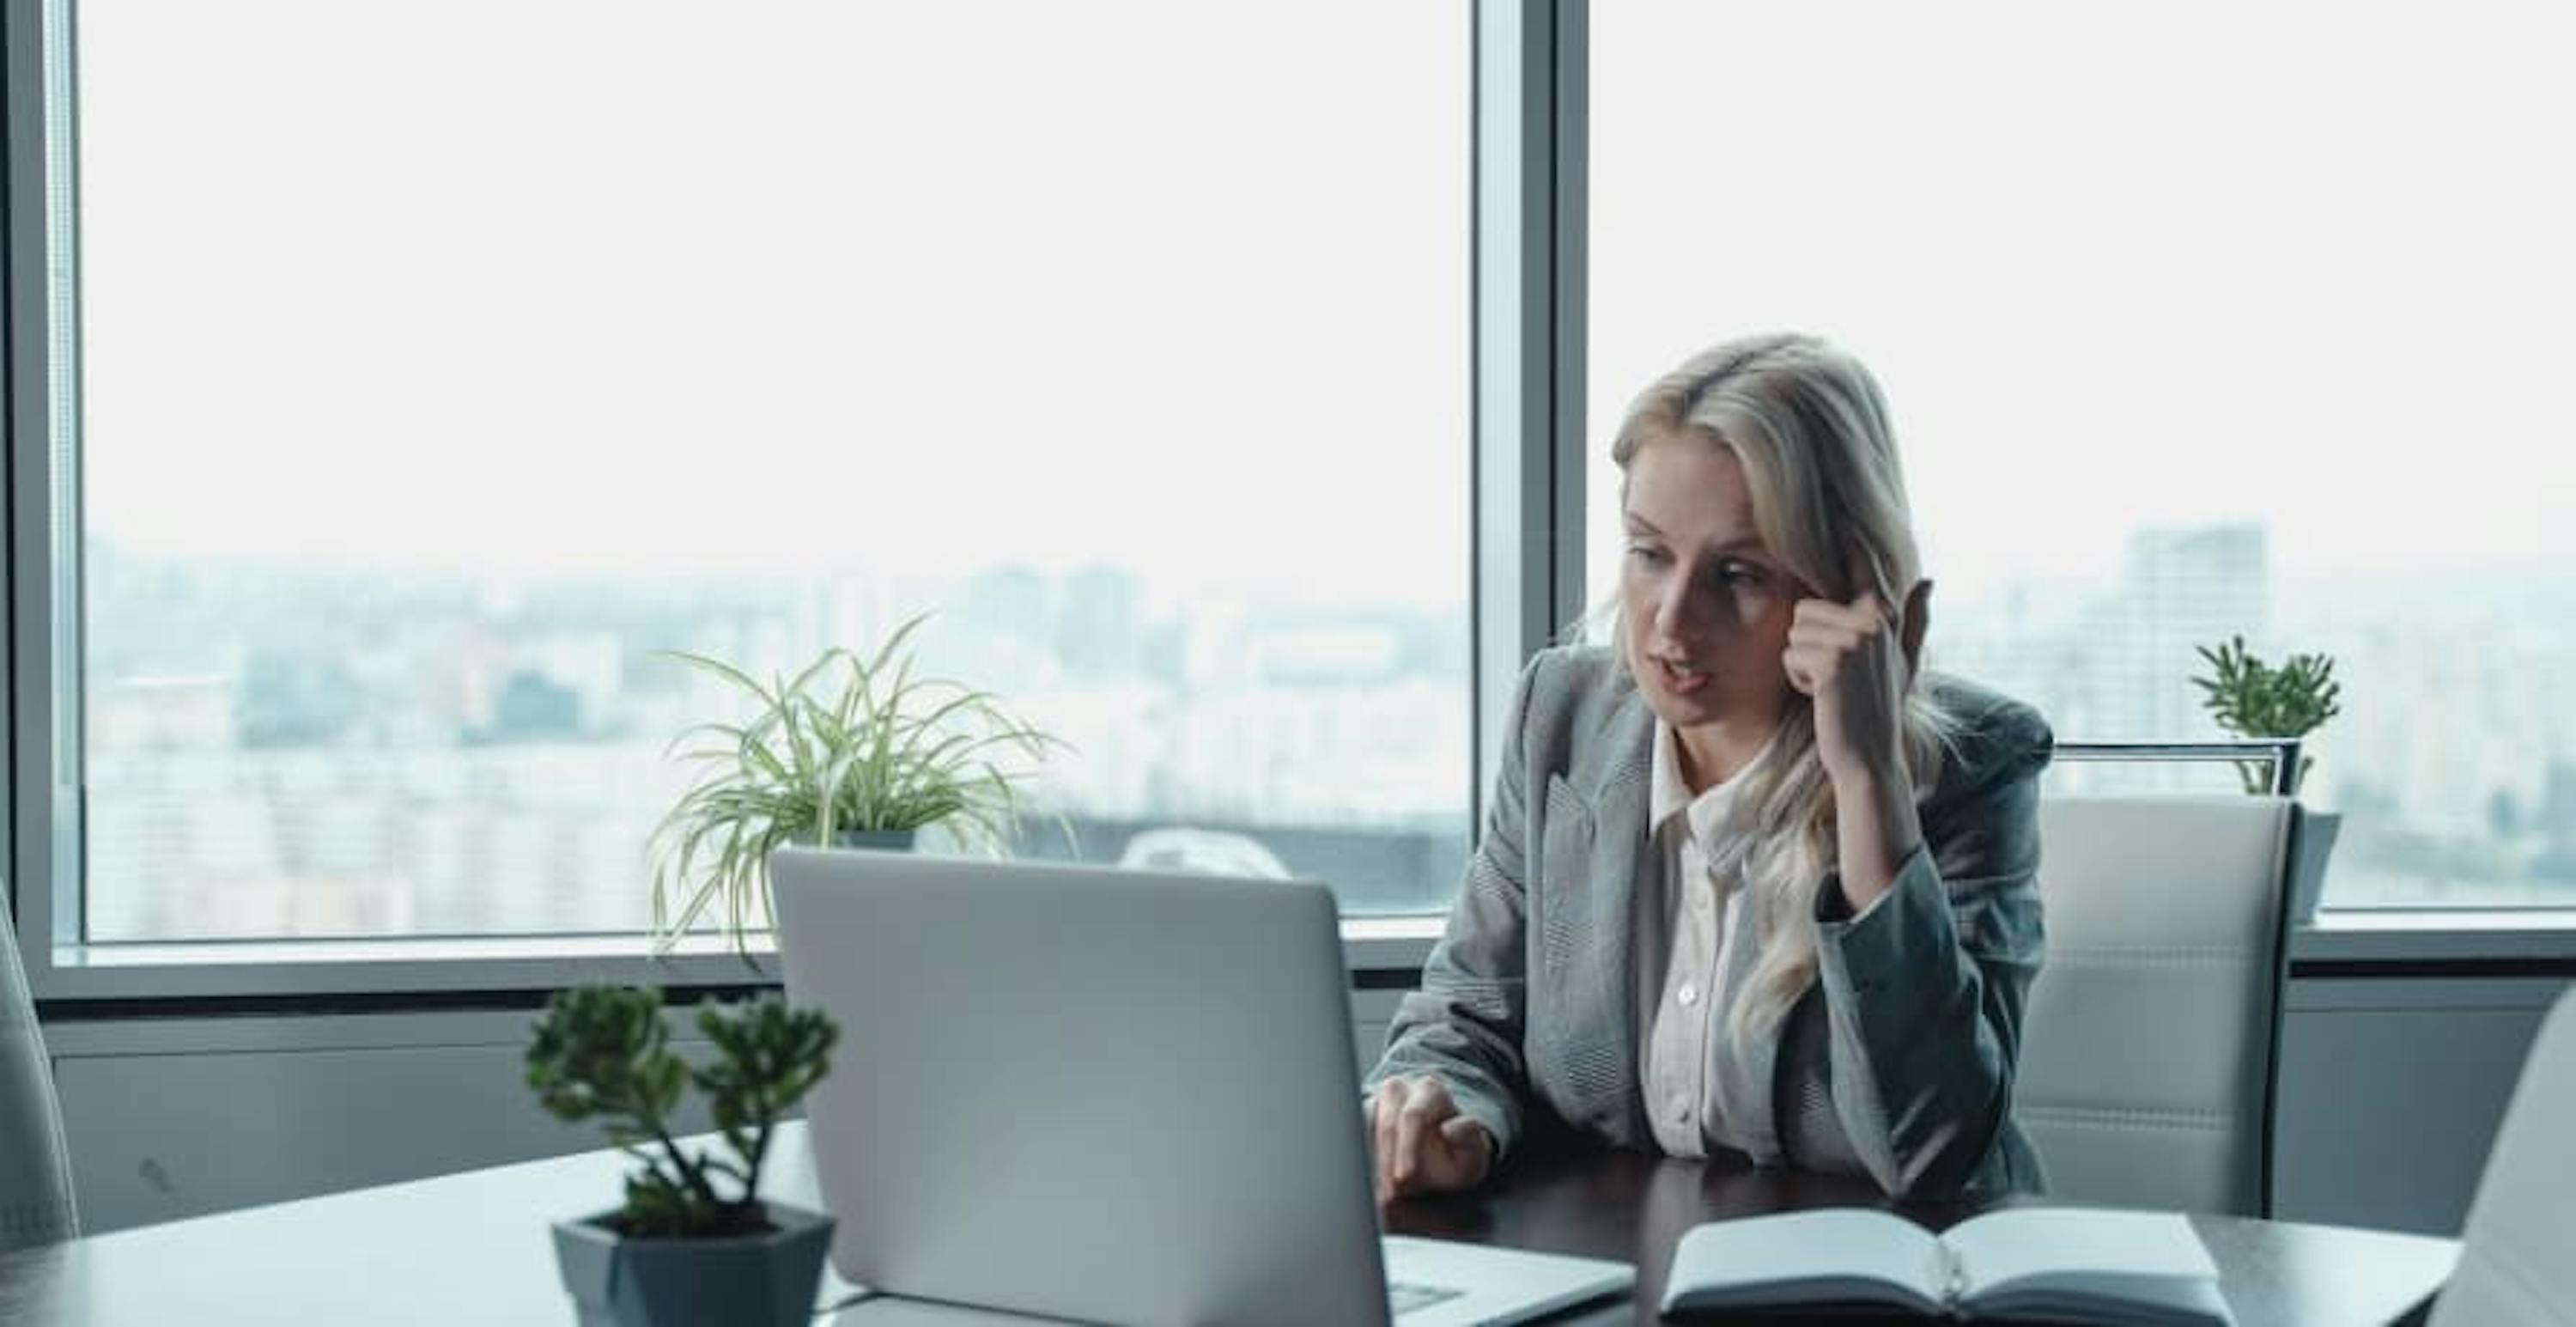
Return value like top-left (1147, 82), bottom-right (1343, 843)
top-left (1661, 1208), bottom-right (2234, 1324)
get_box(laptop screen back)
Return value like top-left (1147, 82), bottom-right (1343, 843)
top-left (771, 847), bottom-right (1393, 1327)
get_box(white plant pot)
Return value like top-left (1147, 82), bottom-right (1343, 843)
top-left (2285, 807), bottom-right (2342, 928)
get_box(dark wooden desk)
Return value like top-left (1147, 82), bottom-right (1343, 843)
top-left (1385, 1147), bottom-right (2460, 1326)
top-left (0, 1125), bottom-right (2456, 1325)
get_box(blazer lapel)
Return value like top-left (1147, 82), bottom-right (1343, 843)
top-left (1570, 690), bottom-right (1656, 1142)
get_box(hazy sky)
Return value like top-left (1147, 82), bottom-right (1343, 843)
top-left (77, 1), bottom-right (1471, 605)
top-left (70, 1), bottom-right (2571, 612)
top-left (1585, 0), bottom-right (2573, 598)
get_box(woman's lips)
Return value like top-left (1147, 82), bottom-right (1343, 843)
top-left (1656, 658), bottom-right (1710, 696)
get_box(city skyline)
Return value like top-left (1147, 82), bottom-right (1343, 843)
top-left (74, 518), bottom-right (2576, 943)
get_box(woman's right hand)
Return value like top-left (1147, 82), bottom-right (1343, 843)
top-left (1367, 1074), bottom-right (1495, 1204)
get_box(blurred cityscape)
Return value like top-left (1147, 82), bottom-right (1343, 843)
top-left (82, 545), bottom-right (1474, 940)
top-left (81, 522), bottom-right (2576, 941)
top-left (1936, 524), bottom-right (2576, 908)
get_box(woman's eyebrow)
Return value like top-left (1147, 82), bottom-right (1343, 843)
top-left (1622, 513), bottom-right (1767, 555)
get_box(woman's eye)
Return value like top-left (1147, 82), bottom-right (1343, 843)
top-left (1719, 563), bottom-right (1766, 587)
top-left (1625, 544), bottom-right (1668, 565)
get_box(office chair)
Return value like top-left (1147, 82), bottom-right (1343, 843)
top-left (3, 893), bottom-right (80, 1250)
top-left (2013, 793), bottom-right (2300, 1215)
top-left (2430, 986), bottom-right (2576, 1326)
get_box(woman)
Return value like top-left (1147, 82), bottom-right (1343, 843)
top-left (1365, 333), bottom-right (2051, 1202)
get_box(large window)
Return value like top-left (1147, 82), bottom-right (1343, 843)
top-left (1588, 1), bottom-right (2576, 908)
top-left (60, 1), bottom-right (1473, 940)
top-left (25, 1), bottom-right (2572, 978)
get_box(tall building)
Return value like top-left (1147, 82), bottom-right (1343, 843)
top-left (2111, 522), bottom-right (2270, 743)
top-left (1056, 565), bottom-right (1143, 679)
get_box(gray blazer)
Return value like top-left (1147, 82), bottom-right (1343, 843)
top-left (1368, 646), bottom-right (2053, 1200)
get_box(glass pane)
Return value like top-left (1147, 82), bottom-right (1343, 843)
top-left (1589, 2), bottom-right (2576, 910)
top-left (74, 1), bottom-right (1472, 940)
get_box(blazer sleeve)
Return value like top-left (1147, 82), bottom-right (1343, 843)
top-left (1363, 654), bottom-right (1546, 1160)
top-left (1807, 705), bottom-right (2053, 1199)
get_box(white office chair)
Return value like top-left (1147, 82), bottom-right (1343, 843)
top-left (3, 896), bottom-right (80, 1250)
top-left (2014, 795), bottom-right (2297, 1215)
top-left (2430, 986), bottom-right (2576, 1326)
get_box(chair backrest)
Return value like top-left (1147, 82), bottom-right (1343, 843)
top-left (2432, 986), bottom-right (2576, 1327)
top-left (3, 898), bottom-right (80, 1250)
top-left (2014, 795), bottom-right (2296, 1215)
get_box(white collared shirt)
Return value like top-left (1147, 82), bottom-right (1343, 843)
top-left (1641, 721), bottom-right (1779, 1159)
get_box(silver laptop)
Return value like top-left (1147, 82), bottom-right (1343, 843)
top-left (771, 847), bottom-right (1635, 1327)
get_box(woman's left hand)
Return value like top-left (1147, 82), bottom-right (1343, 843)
top-left (1784, 578), bottom-right (1932, 790)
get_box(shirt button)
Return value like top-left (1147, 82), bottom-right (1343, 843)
top-left (1678, 983), bottom-right (1699, 1007)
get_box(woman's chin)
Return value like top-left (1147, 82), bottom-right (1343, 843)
top-left (1639, 676), bottom-right (1727, 728)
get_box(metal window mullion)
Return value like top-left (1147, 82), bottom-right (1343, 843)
top-left (5, 0), bottom-right (71, 982)
top-left (1546, 1), bottom-right (1586, 636)
top-left (1472, 0), bottom-right (1586, 835)
top-left (41, 0), bottom-right (80, 953)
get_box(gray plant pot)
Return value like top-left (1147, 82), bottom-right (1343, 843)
top-left (829, 828), bottom-right (916, 851)
top-left (551, 1202), bottom-right (835, 1327)
top-left (2285, 807), bottom-right (2342, 928)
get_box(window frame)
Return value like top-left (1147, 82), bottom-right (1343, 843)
top-left (12, 0), bottom-right (2568, 1009)
top-left (5, 0), bottom-right (1592, 1004)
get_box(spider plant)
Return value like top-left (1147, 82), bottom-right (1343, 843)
top-left (647, 614), bottom-right (1066, 955)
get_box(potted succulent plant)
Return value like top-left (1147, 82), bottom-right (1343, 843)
top-left (528, 983), bottom-right (839, 1327)
top-left (2193, 634), bottom-right (2346, 923)
top-left (647, 613), bottom-right (1064, 955)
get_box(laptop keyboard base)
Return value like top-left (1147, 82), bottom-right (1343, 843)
top-left (1388, 1281), bottom-right (1466, 1315)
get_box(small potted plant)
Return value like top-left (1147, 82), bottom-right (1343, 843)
top-left (647, 613), bottom-right (1065, 955)
top-left (529, 983), bottom-right (840, 1327)
top-left (2192, 634), bottom-right (2346, 922)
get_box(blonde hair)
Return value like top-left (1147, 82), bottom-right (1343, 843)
top-left (1604, 333), bottom-right (1956, 1048)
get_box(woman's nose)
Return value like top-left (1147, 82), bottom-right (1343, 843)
top-left (1651, 574), bottom-right (1700, 639)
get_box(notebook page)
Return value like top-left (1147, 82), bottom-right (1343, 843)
top-left (1943, 1208), bottom-right (2220, 1300)
top-left (1662, 1209), bottom-right (1948, 1315)
top-left (1969, 1275), bottom-right (2236, 1327)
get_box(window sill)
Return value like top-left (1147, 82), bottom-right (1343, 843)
top-left (35, 908), bottom-right (2576, 1008)
top-left (2290, 908), bottom-right (2576, 976)
top-left (31, 917), bottom-right (1448, 1011)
